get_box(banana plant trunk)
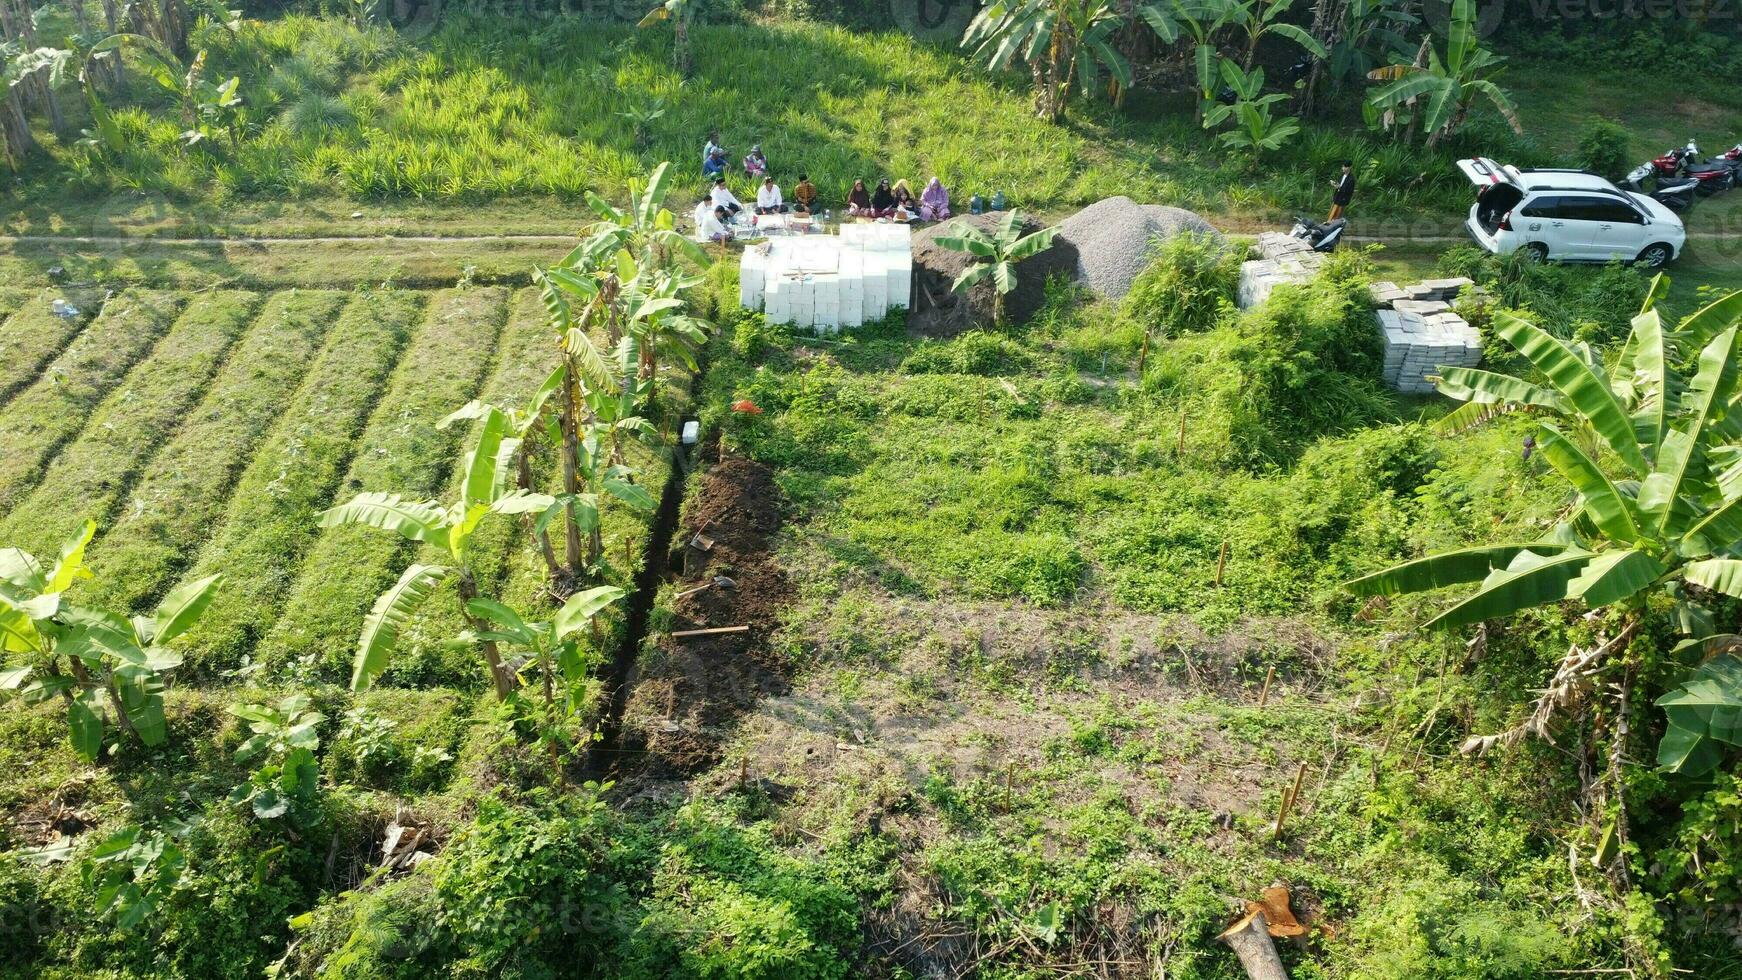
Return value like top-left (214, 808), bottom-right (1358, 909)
top-left (457, 568), bottom-right (514, 699)
top-left (675, 16), bottom-right (691, 77)
top-left (559, 361), bottom-right (586, 577)
top-left (518, 448), bottom-right (563, 583)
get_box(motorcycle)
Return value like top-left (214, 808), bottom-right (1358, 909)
top-left (1289, 215), bottom-right (1346, 252)
top-left (1648, 140), bottom-right (1737, 194)
top-left (1622, 163), bottom-right (1700, 212)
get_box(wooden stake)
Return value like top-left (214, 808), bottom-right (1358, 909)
top-left (1258, 665), bottom-right (1275, 709)
top-left (739, 755), bottom-right (749, 787)
top-left (1137, 328), bottom-right (1152, 374)
top-left (671, 625), bottom-right (750, 639)
top-left (1272, 762), bottom-right (1308, 840)
top-left (1004, 761), bottom-right (1014, 809)
top-left (1215, 539), bottom-right (1229, 588)
top-left (1177, 412), bottom-right (1187, 456)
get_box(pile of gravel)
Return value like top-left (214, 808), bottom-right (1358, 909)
top-left (1054, 197), bottom-right (1223, 300)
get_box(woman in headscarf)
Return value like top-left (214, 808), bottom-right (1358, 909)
top-left (846, 178), bottom-right (874, 217)
top-left (920, 177), bottom-right (951, 222)
top-left (743, 144), bottom-right (768, 178)
top-left (891, 179), bottom-right (918, 220)
top-left (870, 178), bottom-right (896, 218)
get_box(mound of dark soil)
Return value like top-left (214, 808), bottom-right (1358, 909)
top-left (910, 212), bottom-right (1078, 336)
top-left (620, 455), bottom-right (793, 774)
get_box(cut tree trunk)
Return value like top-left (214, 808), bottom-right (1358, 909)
top-left (1219, 909), bottom-right (1289, 980)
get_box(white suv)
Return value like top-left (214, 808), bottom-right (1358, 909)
top-left (1458, 158), bottom-right (1685, 268)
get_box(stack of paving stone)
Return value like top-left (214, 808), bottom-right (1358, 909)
top-left (1371, 277), bottom-right (1483, 394)
top-left (1236, 232), bottom-right (1330, 308)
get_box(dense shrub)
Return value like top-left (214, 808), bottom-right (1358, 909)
top-left (1577, 120), bottom-right (1632, 181)
top-left (1121, 232), bottom-right (1241, 338)
top-left (1435, 244), bottom-right (1649, 345)
top-left (1145, 247), bottom-right (1392, 468)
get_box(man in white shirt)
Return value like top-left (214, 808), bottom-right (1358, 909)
top-left (755, 176), bottom-right (785, 214)
top-left (699, 206), bottom-right (733, 243)
top-left (711, 178), bottom-right (743, 217)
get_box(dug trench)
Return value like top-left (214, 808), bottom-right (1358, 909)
top-left (584, 443), bottom-right (795, 782)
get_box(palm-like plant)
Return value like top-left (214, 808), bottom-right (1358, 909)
top-left (1347, 284), bottom-right (1742, 775)
top-left (1203, 62), bottom-right (1301, 156)
top-left (961, 0), bottom-right (1134, 121)
top-left (463, 587), bottom-right (625, 779)
top-left (319, 406), bottom-right (555, 698)
top-left (935, 210), bottom-right (1061, 326)
top-left (639, 0), bottom-right (704, 77)
top-left (1140, 0), bottom-right (1238, 120)
top-left (1364, 0), bottom-right (1520, 148)
top-left (0, 520), bottom-right (221, 760)
top-left (1224, 0), bottom-right (1326, 71)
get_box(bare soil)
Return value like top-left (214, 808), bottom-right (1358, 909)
top-left (619, 455), bottom-right (796, 775)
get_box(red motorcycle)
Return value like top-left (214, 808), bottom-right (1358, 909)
top-left (1648, 140), bottom-right (1737, 194)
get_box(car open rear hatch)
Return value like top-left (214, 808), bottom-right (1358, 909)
top-left (1458, 158), bottom-right (1524, 233)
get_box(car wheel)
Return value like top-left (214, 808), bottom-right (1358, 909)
top-left (1524, 242), bottom-right (1550, 263)
top-left (1636, 243), bottom-right (1673, 268)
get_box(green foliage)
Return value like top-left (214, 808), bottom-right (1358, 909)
top-left (1352, 283), bottom-right (1742, 774)
top-left (898, 330), bottom-right (1033, 376)
top-left (0, 519), bottom-right (223, 761)
top-left (227, 694), bottom-right (325, 822)
top-left (76, 822), bottom-right (189, 932)
top-left (1364, 0), bottom-right (1521, 148)
top-left (1146, 247), bottom-right (1391, 467)
top-left (1122, 231), bottom-right (1239, 338)
top-left (1577, 119), bottom-right (1632, 180)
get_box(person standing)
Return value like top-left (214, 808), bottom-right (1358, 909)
top-left (1329, 161), bottom-right (1357, 221)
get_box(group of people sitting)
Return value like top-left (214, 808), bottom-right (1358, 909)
top-left (694, 133), bottom-right (955, 242)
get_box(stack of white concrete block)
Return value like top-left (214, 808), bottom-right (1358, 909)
top-left (1373, 277), bottom-right (1483, 395)
top-left (1236, 232), bottom-right (1330, 308)
top-left (740, 223), bottom-right (912, 333)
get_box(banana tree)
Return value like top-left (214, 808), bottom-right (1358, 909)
top-left (81, 35), bottom-right (241, 152)
top-left (935, 210), bottom-right (1061, 326)
top-left (1224, 0), bottom-right (1326, 71)
top-left (1151, 0), bottom-right (1240, 120)
top-left (443, 369), bottom-right (568, 582)
top-left (462, 587), bottom-right (626, 778)
top-left (319, 407), bottom-right (555, 698)
top-left (1364, 0), bottom-right (1519, 148)
top-left (1202, 62), bottom-right (1301, 156)
top-left (0, 520), bottom-right (222, 760)
top-left (639, 0), bottom-right (704, 77)
top-left (581, 160), bottom-right (710, 274)
top-left (961, 0), bottom-right (1135, 121)
top-left (1346, 286), bottom-right (1742, 776)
